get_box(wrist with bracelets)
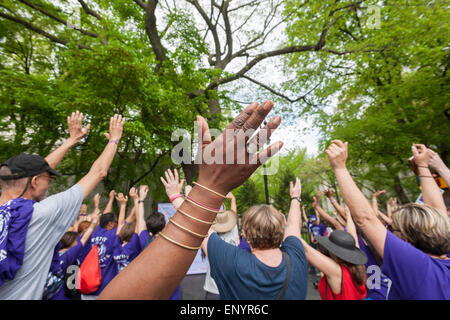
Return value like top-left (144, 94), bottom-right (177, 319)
top-left (158, 182), bottom-right (224, 251)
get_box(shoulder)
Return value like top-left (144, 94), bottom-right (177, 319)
top-left (282, 236), bottom-right (306, 260)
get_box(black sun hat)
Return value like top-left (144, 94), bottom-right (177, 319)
top-left (316, 230), bottom-right (367, 265)
top-left (0, 153), bottom-right (61, 180)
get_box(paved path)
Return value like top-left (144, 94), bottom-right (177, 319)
top-left (180, 272), bottom-right (321, 300)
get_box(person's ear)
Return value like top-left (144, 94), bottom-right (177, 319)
top-left (29, 176), bottom-right (39, 189)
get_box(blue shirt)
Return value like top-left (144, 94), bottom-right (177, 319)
top-left (207, 233), bottom-right (308, 300)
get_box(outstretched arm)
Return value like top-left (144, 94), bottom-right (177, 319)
top-left (429, 149), bottom-right (450, 190)
top-left (115, 193), bottom-right (128, 235)
top-left (284, 178), bottom-right (302, 240)
top-left (98, 100), bottom-right (283, 300)
top-left (77, 115), bottom-right (125, 200)
top-left (326, 140), bottom-right (387, 258)
top-left (45, 111), bottom-right (90, 169)
top-left (324, 189), bottom-right (347, 223)
top-left (136, 185), bottom-right (149, 235)
top-left (412, 144), bottom-right (447, 215)
top-left (313, 193), bottom-right (344, 231)
top-left (80, 208), bottom-right (101, 246)
top-left (161, 168), bottom-right (185, 210)
top-left (104, 190), bottom-right (116, 213)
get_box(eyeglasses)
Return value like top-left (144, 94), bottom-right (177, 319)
top-left (37, 174), bottom-right (57, 183)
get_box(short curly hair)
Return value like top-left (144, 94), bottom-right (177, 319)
top-left (241, 205), bottom-right (286, 250)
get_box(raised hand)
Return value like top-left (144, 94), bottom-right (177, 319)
top-left (109, 190), bottom-right (117, 199)
top-left (93, 193), bottom-right (100, 209)
top-left (373, 190), bottom-right (386, 198)
top-left (139, 185), bottom-right (149, 201)
top-left (429, 149), bottom-right (448, 172)
top-left (160, 168), bottom-right (185, 198)
top-left (326, 140), bottom-right (348, 170)
top-left (67, 111), bottom-right (90, 143)
top-left (115, 192), bottom-right (128, 204)
top-left (129, 187), bottom-right (138, 201)
top-left (289, 177), bottom-right (302, 198)
top-left (91, 208), bottom-right (101, 225)
top-left (196, 100), bottom-right (283, 195)
top-left (104, 114), bottom-right (125, 142)
top-left (324, 189), bottom-right (334, 198)
top-left (411, 144), bottom-right (431, 167)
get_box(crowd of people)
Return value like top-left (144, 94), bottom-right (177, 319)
top-left (0, 102), bottom-right (449, 300)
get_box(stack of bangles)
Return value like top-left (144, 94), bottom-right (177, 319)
top-left (159, 182), bottom-right (226, 251)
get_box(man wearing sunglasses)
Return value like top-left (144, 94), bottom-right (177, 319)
top-left (0, 112), bottom-right (125, 300)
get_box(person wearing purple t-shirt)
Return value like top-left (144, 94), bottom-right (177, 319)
top-left (45, 208), bottom-right (100, 300)
top-left (326, 140), bottom-right (450, 300)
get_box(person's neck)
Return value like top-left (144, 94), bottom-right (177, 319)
top-left (0, 189), bottom-right (32, 205)
top-left (429, 253), bottom-right (449, 260)
top-left (251, 247), bottom-right (283, 268)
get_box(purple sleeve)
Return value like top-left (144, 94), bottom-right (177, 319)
top-left (123, 233), bottom-right (141, 260)
top-left (381, 231), bottom-right (430, 299)
top-left (139, 231), bottom-right (150, 250)
top-left (59, 241), bottom-right (84, 270)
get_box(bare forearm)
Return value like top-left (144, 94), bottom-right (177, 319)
top-left (333, 168), bottom-right (386, 256)
top-left (104, 197), bottom-right (114, 213)
top-left (80, 224), bottom-right (96, 246)
top-left (98, 185), bottom-right (223, 299)
top-left (315, 206), bottom-right (343, 231)
top-left (285, 199), bottom-right (301, 238)
top-left (434, 165), bottom-right (450, 190)
top-left (77, 142), bottom-right (118, 199)
top-left (172, 197), bottom-right (184, 210)
top-left (418, 167), bottom-right (447, 214)
top-left (137, 201), bottom-right (146, 233)
top-left (45, 138), bottom-right (77, 169)
top-left (329, 197), bottom-right (347, 222)
top-left (117, 203), bottom-right (126, 233)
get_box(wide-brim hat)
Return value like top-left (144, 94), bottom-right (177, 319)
top-left (316, 230), bottom-right (367, 265)
top-left (212, 210), bottom-right (237, 233)
top-left (0, 153), bottom-right (61, 180)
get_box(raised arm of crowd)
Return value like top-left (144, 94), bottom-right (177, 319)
top-left (0, 101), bottom-right (448, 301)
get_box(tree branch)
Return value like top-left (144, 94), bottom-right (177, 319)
top-left (144, 0), bottom-right (166, 69)
top-left (17, 0), bottom-right (100, 38)
top-left (77, 0), bottom-right (103, 21)
top-left (242, 75), bottom-right (320, 104)
top-left (0, 11), bottom-right (92, 50)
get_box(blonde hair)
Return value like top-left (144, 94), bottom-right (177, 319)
top-left (391, 203), bottom-right (450, 256)
top-left (241, 205), bottom-right (286, 250)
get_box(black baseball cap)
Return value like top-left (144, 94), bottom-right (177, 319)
top-left (0, 153), bottom-right (62, 180)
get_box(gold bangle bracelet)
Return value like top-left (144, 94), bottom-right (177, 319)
top-left (177, 208), bottom-right (215, 225)
top-left (169, 218), bottom-right (208, 238)
top-left (193, 182), bottom-right (227, 199)
top-left (184, 197), bottom-right (224, 214)
top-left (158, 232), bottom-right (200, 251)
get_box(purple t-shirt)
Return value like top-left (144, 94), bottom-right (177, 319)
top-left (139, 231), bottom-right (150, 251)
top-left (308, 222), bottom-right (327, 240)
top-left (112, 233), bottom-right (141, 273)
top-left (78, 225), bottom-right (119, 296)
top-left (382, 231), bottom-right (450, 300)
top-left (238, 237), bottom-right (251, 252)
top-left (49, 240), bottom-right (85, 300)
top-left (358, 236), bottom-right (392, 300)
